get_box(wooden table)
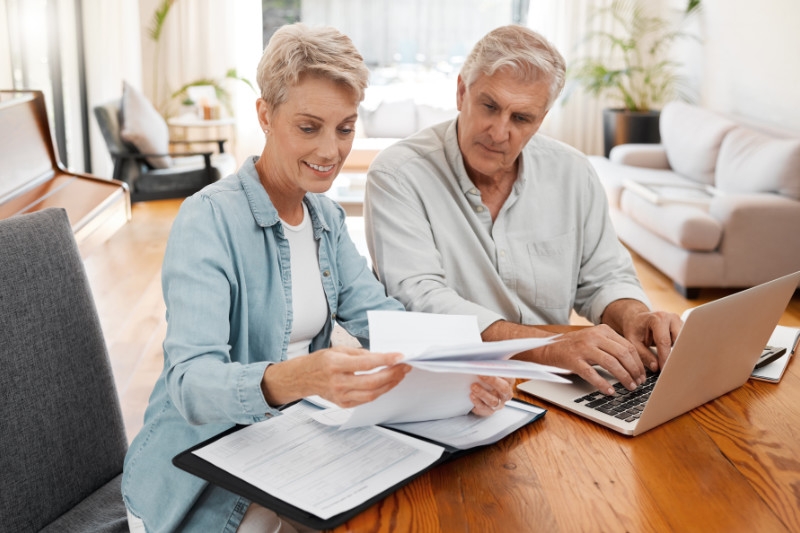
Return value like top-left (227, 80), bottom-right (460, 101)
top-left (331, 326), bottom-right (800, 532)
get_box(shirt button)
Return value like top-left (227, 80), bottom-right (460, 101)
top-left (322, 270), bottom-right (330, 277)
top-left (331, 313), bottom-right (337, 320)
top-left (499, 250), bottom-right (506, 257)
top-left (469, 188), bottom-right (478, 195)
top-left (476, 205), bottom-right (485, 213)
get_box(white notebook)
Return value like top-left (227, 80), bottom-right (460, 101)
top-left (751, 325), bottom-right (800, 383)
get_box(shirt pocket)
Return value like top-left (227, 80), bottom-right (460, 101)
top-left (527, 231), bottom-right (577, 310)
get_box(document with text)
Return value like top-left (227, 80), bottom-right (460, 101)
top-left (191, 402), bottom-right (444, 520)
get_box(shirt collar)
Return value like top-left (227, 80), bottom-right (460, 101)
top-left (239, 156), bottom-right (331, 236)
top-left (444, 118), bottom-right (528, 198)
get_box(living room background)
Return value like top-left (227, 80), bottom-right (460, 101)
top-left (0, 0), bottom-right (797, 179)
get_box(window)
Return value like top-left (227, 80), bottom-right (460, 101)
top-left (261, 0), bottom-right (528, 137)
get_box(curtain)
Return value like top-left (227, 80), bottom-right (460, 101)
top-left (527, 0), bottom-right (611, 156)
top-left (83, 0), bottom-right (143, 178)
top-left (141, 0), bottom-right (263, 165)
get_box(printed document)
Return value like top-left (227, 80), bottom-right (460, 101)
top-left (386, 400), bottom-right (546, 449)
top-left (312, 311), bottom-right (568, 428)
top-left (192, 402), bottom-right (443, 520)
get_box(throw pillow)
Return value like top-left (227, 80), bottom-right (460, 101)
top-left (659, 102), bottom-right (736, 185)
top-left (119, 81), bottom-right (172, 169)
top-left (715, 127), bottom-right (800, 200)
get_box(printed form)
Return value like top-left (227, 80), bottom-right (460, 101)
top-left (193, 402), bottom-right (443, 519)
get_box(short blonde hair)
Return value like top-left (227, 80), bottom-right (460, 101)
top-left (460, 25), bottom-right (566, 111)
top-left (256, 23), bottom-right (369, 110)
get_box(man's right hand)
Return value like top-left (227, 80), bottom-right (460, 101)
top-left (483, 320), bottom-right (646, 396)
top-left (530, 325), bottom-right (647, 395)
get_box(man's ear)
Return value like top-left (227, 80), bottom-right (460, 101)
top-left (456, 75), bottom-right (466, 111)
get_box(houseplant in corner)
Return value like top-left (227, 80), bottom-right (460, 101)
top-left (566, 0), bottom-right (702, 156)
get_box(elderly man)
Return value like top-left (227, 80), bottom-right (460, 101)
top-left (364, 25), bottom-right (682, 396)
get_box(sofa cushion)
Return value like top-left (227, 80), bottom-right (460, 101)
top-left (120, 81), bottom-right (172, 169)
top-left (589, 155), bottom-right (699, 209)
top-left (359, 99), bottom-right (418, 139)
top-left (715, 127), bottom-right (800, 200)
top-left (619, 189), bottom-right (723, 251)
top-left (659, 102), bottom-right (737, 185)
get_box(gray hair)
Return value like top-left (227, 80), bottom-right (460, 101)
top-left (460, 25), bottom-right (566, 110)
top-left (256, 23), bottom-right (369, 110)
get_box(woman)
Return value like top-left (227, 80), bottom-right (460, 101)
top-left (123, 23), bottom-right (512, 533)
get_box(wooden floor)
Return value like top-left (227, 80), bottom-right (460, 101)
top-left (83, 198), bottom-right (800, 443)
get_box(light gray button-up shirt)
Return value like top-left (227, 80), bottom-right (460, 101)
top-left (364, 119), bottom-right (649, 331)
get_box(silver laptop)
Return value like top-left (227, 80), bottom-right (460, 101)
top-left (517, 271), bottom-right (800, 436)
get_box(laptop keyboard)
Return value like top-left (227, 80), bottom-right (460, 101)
top-left (573, 371), bottom-right (660, 423)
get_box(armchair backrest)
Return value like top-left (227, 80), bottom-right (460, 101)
top-left (94, 99), bottom-right (148, 187)
top-left (0, 208), bottom-right (128, 531)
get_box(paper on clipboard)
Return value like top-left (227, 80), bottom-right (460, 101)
top-left (312, 311), bottom-right (568, 428)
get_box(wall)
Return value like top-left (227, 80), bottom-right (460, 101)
top-left (681, 0), bottom-right (800, 133)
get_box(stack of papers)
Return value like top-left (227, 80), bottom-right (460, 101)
top-left (312, 311), bottom-right (569, 428)
top-left (751, 325), bottom-right (800, 383)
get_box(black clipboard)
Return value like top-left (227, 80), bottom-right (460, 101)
top-left (172, 399), bottom-right (545, 530)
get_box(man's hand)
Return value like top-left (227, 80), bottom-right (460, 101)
top-left (483, 302), bottom-right (683, 396)
top-left (619, 309), bottom-right (683, 370)
top-left (601, 299), bottom-right (683, 372)
top-left (530, 325), bottom-right (647, 396)
top-left (469, 376), bottom-right (514, 416)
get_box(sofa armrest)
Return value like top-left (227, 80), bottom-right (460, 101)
top-left (609, 144), bottom-right (670, 169)
top-left (710, 193), bottom-right (800, 282)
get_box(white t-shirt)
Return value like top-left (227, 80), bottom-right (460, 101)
top-left (280, 202), bottom-right (328, 359)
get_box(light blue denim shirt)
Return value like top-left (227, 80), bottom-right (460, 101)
top-left (122, 156), bottom-right (404, 533)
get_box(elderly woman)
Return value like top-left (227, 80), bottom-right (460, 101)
top-left (123, 23), bottom-right (511, 533)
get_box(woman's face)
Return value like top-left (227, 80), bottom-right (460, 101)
top-left (257, 74), bottom-right (359, 196)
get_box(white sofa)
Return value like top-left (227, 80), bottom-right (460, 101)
top-left (590, 101), bottom-right (800, 298)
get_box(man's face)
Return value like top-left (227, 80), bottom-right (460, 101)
top-left (456, 69), bottom-right (551, 181)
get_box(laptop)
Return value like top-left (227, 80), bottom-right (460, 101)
top-left (516, 270), bottom-right (800, 436)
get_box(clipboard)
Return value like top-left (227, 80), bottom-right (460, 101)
top-left (172, 398), bottom-right (545, 530)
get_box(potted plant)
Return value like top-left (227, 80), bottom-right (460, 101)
top-left (147, 0), bottom-right (256, 118)
top-left (565, 0), bottom-right (702, 156)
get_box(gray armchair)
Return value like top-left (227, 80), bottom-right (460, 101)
top-left (0, 208), bottom-right (129, 532)
top-left (94, 83), bottom-right (236, 203)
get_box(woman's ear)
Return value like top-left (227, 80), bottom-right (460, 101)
top-left (256, 98), bottom-right (271, 133)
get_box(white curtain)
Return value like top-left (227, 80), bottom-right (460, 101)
top-left (140, 0), bottom-right (263, 165)
top-left (83, 0), bottom-right (143, 179)
top-left (527, 0), bottom-right (611, 156)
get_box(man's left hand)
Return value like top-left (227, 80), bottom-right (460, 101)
top-left (621, 309), bottom-right (683, 371)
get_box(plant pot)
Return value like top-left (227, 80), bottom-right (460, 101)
top-left (602, 108), bottom-right (661, 158)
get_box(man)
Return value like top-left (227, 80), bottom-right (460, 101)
top-left (364, 25), bottom-right (682, 396)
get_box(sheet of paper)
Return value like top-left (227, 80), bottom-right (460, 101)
top-left (385, 400), bottom-right (546, 449)
top-left (192, 402), bottom-right (443, 520)
top-left (410, 336), bottom-right (562, 362)
top-left (367, 310), bottom-right (482, 356)
top-left (315, 368), bottom-right (476, 429)
top-left (313, 311), bottom-right (566, 428)
top-left (408, 358), bottom-right (571, 381)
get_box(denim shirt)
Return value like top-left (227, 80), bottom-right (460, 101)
top-left (122, 157), bottom-right (404, 533)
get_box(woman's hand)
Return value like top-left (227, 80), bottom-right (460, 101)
top-left (469, 375), bottom-right (515, 416)
top-left (261, 347), bottom-right (411, 408)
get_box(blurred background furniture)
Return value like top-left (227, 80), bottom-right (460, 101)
top-left (591, 102), bottom-right (800, 298)
top-left (94, 82), bottom-right (236, 203)
top-left (0, 208), bottom-right (129, 533)
top-left (0, 90), bottom-right (130, 257)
